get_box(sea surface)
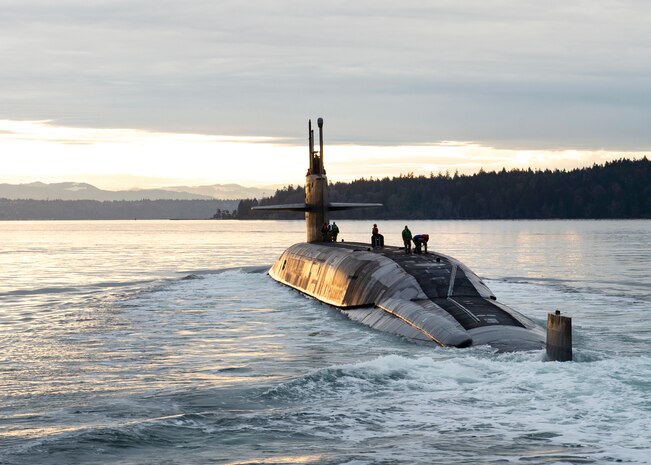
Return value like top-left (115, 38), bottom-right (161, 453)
top-left (1, 219), bottom-right (650, 465)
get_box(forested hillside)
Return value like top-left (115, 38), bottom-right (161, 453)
top-left (237, 158), bottom-right (651, 220)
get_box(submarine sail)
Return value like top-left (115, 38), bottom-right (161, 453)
top-left (252, 118), bottom-right (382, 242)
top-left (253, 118), bottom-right (548, 352)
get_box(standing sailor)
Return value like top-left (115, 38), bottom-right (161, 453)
top-left (321, 222), bottom-right (329, 242)
top-left (402, 226), bottom-right (412, 253)
top-left (330, 222), bottom-right (339, 242)
top-left (371, 224), bottom-right (384, 248)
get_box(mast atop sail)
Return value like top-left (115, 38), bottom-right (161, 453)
top-left (252, 118), bottom-right (382, 242)
top-left (309, 118), bottom-right (325, 176)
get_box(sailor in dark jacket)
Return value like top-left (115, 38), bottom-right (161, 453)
top-left (402, 226), bottom-right (412, 253)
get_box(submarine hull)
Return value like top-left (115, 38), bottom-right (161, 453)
top-left (269, 241), bottom-right (545, 351)
top-left (254, 118), bottom-right (551, 353)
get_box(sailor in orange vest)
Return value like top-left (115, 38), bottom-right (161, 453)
top-left (371, 224), bottom-right (379, 247)
top-left (412, 233), bottom-right (429, 254)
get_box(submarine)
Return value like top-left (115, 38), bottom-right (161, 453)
top-left (254, 118), bottom-right (572, 358)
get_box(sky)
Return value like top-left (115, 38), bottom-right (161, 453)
top-left (1, 0), bottom-right (649, 189)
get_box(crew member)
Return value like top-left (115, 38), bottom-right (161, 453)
top-left (371, 224), bottom-right (379, 247)
top-left (330, 222), bottom-right (339, 242)
top-left (402, 226), bottom-right (412, 253)
top-left (412, 233), bottom-right (429, 254)
top-left (321, 222), bottom-right (329, 242)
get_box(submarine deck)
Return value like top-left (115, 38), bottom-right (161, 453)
top-left (317, 241), bottom-right (524, 331)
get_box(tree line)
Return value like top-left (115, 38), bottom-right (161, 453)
top-left (237, 157), bottom-right (651, 220)
top-left (0, 199), bottom-right (237, 220)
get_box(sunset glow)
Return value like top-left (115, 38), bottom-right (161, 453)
top-left (1, 120), bottom-right (645, 190)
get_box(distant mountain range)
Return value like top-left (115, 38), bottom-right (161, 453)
top-left (166, 183), bottom-right (277, 200)
top-left (0, 182), bottom-right (274, 201)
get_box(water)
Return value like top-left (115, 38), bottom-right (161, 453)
top-left (1, 219), bottom-right (650, 464)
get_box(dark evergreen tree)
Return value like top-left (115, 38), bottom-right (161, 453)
top-left (238, 158), bottom-right (651, 220)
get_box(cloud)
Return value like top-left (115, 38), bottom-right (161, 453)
top-left (1, 1), bottom-right (650, 150)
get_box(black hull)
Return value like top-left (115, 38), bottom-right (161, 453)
top-left (269, 241), bottom-right (545, 351)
